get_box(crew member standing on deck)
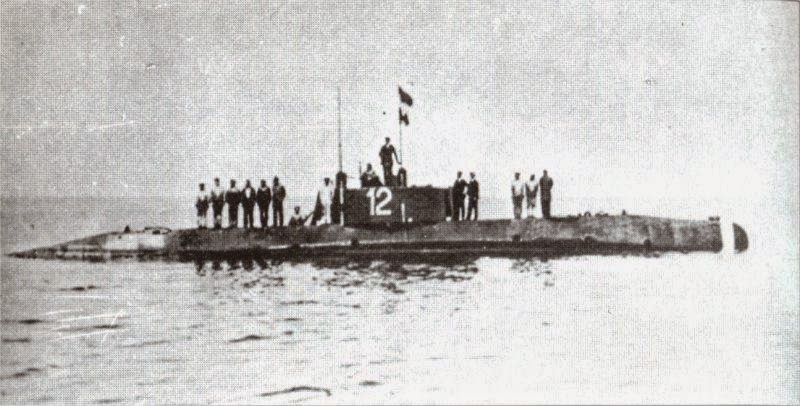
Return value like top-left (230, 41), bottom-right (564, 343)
top-left (272, 177), bottom-right (286, 227)
top-left (539, 170), bottom-right (554, 219)
top-left (379, 137), bottom-right (400, 185)
top-left (451, 171), bottom-right (467, 221)
top-left (360, 163), bottom-right (381, 187)
top-left (396, 166), bottom-right (408, 188)
top-left (466, 172), bottom-right (479, 221)
top-left (210, 178), bottom-right (225, 229)
top-left (511, 172), bottom-right (525, 220)
top-left (195, 183), bottom-right (209, 229)
top-left (256, 180), bottom-right (271, 228)
top-left (526, 174), bottom-right (539, 218)
top-left (225, 179), bottom-right (241, 228)
top-left (241, 180), bottom-right (256, 229)
top-left (288, 206), bottom-right (310, 227)
top-left (332, 171), bottom-right (347, 225)
top-left (317, 177), bottom-right (334, 225)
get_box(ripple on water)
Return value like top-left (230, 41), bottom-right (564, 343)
top-left (6, 318), bottom-right (47, 325)
top-left (55, 323), bottom-right (124, 333)
top-left (95, 398), bottom-right (125, 404)
top-left (59, 284), bottom-right (100, 292)
top-left (194, 258), bottom-right (479, 296)
top-left (260, 386), bottom-right (331, 397)
top-left (0, 367), bottom-right (43, 380)
top-left (118, 339), bottom-right (170, 348)
top-left (368, 358), bottom-right (404, 366)
top-left (1, 337), bottom-right (31, 343)
top-left (136, 377), bottom-right (171, 386)
top-left (228, 334), bottom-right (272, 343)
top-left (280, 300), bottom-right (319, 306)
top-left (334, 303), bottom-right (361, 309)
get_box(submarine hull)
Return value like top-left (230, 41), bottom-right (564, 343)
top-left (8, 215), bottom-right (739, 261)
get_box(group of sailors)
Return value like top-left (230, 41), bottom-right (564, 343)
top-left (195, 177), bottom-right (288, 229)
top-left (511, 170), bottom-right (554, 219)
top-left (194, 135), bottom-right (556, 228)
top-left (195, 137), bottom-right (410, 230)
top-left (449, 171), bottom-right (480, 221)
top-left (447, 169), bottom-right (554, 221)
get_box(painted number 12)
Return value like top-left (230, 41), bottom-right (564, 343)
top-left (366, 187), bottom-right (392, 216)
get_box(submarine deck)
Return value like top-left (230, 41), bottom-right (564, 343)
top-left (8, 215), bottom-right (742, 261)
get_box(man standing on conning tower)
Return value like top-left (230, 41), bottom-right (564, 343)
top-left (379, 137), bottom-right (401, 185)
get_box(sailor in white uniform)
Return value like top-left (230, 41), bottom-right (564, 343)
top-left (525, 174), bottom-right (539, 218)
top-left (210, 178), bottom-right (226, 229)
top-left (511, 172), bottom-right (525, 220)
top-left (317, 177), bottom-right (335, 225)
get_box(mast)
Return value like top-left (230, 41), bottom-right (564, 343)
top-left (337, 87), bottom-right (342, 173)
top-left (336, 87), bottom-right (345, 226)
top-left (398, 118), bottom-right (403, 163)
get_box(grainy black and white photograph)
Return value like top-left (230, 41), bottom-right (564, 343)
top-left (1, 0), bottom-right (798, 404)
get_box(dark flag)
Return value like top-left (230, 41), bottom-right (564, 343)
top-left (399, 108), bottom-right (409, 126)
top-left (398, 86), bottom-right (413, 106)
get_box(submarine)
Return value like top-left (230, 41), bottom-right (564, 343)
top-left (8, 184), bottom-right (749, 262)
top-left (6, 86), bottom-right (749, 262)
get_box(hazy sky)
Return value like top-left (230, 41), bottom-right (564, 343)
top-left (2, 1), bottom-right (798, 212)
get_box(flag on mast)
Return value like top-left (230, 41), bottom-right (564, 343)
top-left (398, 86), bottom-right (413, 106)
top-left (397, 85), bottom-right (413, 166)
top-left (398, 107), bottom-right (409, 126)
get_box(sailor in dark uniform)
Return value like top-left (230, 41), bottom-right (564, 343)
top-left (379, 137), bottom-right (400, 186)
top-left (272, 177), bottom-right (286, 227)
top-left (452, 171), bottom-right (467, 221)
top-left (241, 180), bottom-right (257, 229)
top-left (332, 171), bottom-right (347, 225)
top-left (466, 173), bottom-right (479, 221)
top-left (195, 183), bottom-right (209, 229)
top-left (288, 206), bottom-right (310, 227)
top-left (210, 178), bottom-right (225, 229)
top-left (397, 166), bottom-right (408, 188)
top-left (256, 179), bottom-right (271, 228)
top-left (539, 170), bottom-right (554, 219)
top-left (360, 163), bottom-right (381, 187)
top-left (225, 179), bottom-right (241, 228)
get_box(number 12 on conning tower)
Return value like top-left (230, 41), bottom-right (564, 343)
top-left (342, 186), bottom-right (450, 226)
top-left (366, 187), bottom-right (393, 216)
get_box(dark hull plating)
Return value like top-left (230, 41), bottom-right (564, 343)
top-left (8, 215), bottom-right (745, 262)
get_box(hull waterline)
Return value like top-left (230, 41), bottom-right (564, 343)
top-left (7, 215), bottom-right (747, 262)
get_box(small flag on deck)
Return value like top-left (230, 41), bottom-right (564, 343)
top-left (399, 108), bottom-right (409, 126)
top-left (398, 86), bottom-right (413, 106)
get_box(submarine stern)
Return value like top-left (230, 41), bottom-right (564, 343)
top-left (732, 223), bottom-right (749, 252)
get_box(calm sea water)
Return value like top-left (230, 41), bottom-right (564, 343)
top-left (1, 197), bottom-right (798, 404)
